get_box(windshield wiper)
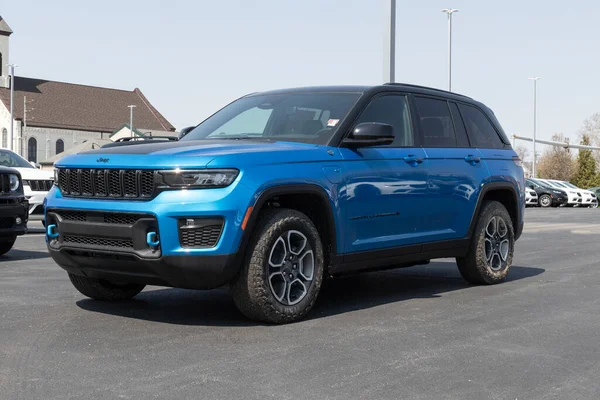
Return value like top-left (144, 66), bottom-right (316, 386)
top-left (217, 136), bottom-right (270, 141)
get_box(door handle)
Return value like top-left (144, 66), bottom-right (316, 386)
top-left (464, 155), bottom-right (481, 165)
top-left (404, 155), bottom-right (424, 166)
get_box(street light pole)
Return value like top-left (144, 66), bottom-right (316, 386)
top-left (528, 77), bottom-right (540, 177)
top-left (128, 105), bottom-right (136, 138)
top-left (383, 0), bottom-right (396, 82)
top-left (7, 64), bottom-right (16, 151)
top-left (441, 9), bottom-right (458, 91)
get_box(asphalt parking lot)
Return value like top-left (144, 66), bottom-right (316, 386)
top-left (1, 209), bottom-right (600, 400)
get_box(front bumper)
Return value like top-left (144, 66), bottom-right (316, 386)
top-left (44, 184), bottom-right (253, 288)
top-left (0, 200), bottom-right (29, 237)
top-left (553, 195), bottom-right (568, 206)
top-left (48, 247), bottom-right (238, 289)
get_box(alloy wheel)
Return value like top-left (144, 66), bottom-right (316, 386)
top-left (484, 216), bottom-right (510, 271)
top-left (540, 195), bottom-right (551, 207)
top-left (267, 230), bottom-right (315, 306)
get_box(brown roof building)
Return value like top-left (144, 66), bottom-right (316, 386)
top-left (0, 15), bottom-right (175, 163)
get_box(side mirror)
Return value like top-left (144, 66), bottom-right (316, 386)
top-left (178, 126), bottom-right (195, 140)
top-left (30, 161), bottom-right (40, 169)
top-left (342, 123), bottom-right (394, 147)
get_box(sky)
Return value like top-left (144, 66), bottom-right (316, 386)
top-left (3, 0), bottom-right (600, 159)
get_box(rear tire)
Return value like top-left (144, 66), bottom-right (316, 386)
top-left (538, 194), bottom-right (552, 208)
top-left (68, 273), bottom-right (145, 300)
top-left (231, 208), bottom-right (324, 324)
top-left (0, 236), bottom-right (16, 256)
top-left (456, 201), bottom-right (514, 285)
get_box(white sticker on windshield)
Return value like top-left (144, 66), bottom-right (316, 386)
top-left (327, 119), bottom-right (339, 127)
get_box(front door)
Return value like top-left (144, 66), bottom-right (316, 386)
top-left (338, 94), bottom-right (428, 254)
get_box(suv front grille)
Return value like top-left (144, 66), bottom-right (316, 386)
top-left (57, 169), bottom-right (156, 199)
top-left (0, 174), bottom-right (11, 194)
top-left (24, 180), bottom-right (54, 192)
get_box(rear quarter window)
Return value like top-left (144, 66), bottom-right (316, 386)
top-left (458, 104), bottom-right (505, 149)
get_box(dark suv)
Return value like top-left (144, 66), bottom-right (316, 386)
top-left (526, 178), bottom-right (568, 208)
top-left (0, 166), bottom-right (28, 256)
top-left (46, 83), bottom-right (525, 323)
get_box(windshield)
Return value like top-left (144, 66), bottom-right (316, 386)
top-left (552, 181), bottom-right (569, 188)
top-left (540, 180), bottom-right (563, 189)
top-left (563, 182), bottom-right (578, 189)
top-left (0, 150), bottom-right (34, 168)
top-left (182, 92), bottom-right (361, 145)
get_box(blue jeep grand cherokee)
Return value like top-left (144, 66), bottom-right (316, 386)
top-left (46, 83), bottom-right (524, 323)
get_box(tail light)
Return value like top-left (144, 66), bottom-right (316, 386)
top-left (512, 156), bottom-right (523, 167)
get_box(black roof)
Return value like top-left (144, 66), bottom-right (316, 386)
top-left (250, 83), bottom-right (477, 104)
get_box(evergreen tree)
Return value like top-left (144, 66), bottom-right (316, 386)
top-left (571, 135), bottom-right (600, 188)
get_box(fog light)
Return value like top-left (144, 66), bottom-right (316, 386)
top-left (15, 217), bottom-right (22, 225)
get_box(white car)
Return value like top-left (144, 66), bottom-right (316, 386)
top-left (538, 179), bottom-right (582, 207)
top-left (0, 149), bottom-right (54, 222)
top-left (550, 180), bottom-right (598, 208)
top-left (525, 188), bottom-right (538, 207)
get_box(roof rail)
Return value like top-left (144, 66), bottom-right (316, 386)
top-left (383, 82), bottom-right (472, 99)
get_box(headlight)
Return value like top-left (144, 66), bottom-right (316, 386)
top-left (9, 174), bottom-right (20, 191)
top-left (159, 169), bottom-right (239, 188)
top-left (54, 168), bottom-right (59, 184)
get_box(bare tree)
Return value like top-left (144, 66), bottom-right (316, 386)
top-left (514, 145), bottom-right (529, 162)
top-left (537, 133), bottom-right (576, 180)
top-left (579, 113), bottom-right (600, 169)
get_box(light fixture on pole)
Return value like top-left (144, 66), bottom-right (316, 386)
top-left (128, 105), bottom-right (136, 138)
top-left (383, 0), bottom-right (397, 83)
top-left (6, 63), bottom-right (16, 151)
top-left (441, 9), bottom-right (459, 91)
top-left (528, 77), bottom-right (540, 177)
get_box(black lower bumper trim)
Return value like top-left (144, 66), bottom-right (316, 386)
top-left (0, 202), bottom-right (29, 237)
top-left (48, 247), bottom-right (240, 290)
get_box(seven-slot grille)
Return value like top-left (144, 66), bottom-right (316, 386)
top-left (57, 169), bottom-right (155, 199)
top-left (24, 180), bottom-right (54, 191)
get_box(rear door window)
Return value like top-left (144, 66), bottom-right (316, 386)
top-left (413, 97), bottom-right (457, 148)
top-left (458, 104), bottom-right (505, 149)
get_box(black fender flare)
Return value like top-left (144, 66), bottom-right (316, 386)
top-left (236, 183), bottom-right (338, 260)
top-left (467, 181), bottom-right (522, 240)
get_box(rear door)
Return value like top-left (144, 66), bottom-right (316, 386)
top-left (338, 93), bottom-right (428, 253)
top-left (413, 96), bottom-right (490, 241)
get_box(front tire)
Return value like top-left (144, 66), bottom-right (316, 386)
top-left (456, 201), bottom-right (514, 285)
top-left (68, 273), bottom-right (145, 300)
top-left (0, 236), bottom-right (16, 256)
top-left (231, 208), bottom-right (324, 324)
top-left (538, 194), bottom-right (552, 208)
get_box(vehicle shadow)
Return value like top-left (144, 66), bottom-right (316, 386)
top-left (1, 249), bottom-right (50, 260)
top-left (76, 263), bottom-right (544, 327)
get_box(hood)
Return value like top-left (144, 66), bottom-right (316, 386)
top-left (12, 167), bottom-right (54, 180)
top-left (55, 139), bottom-right (338, 169)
